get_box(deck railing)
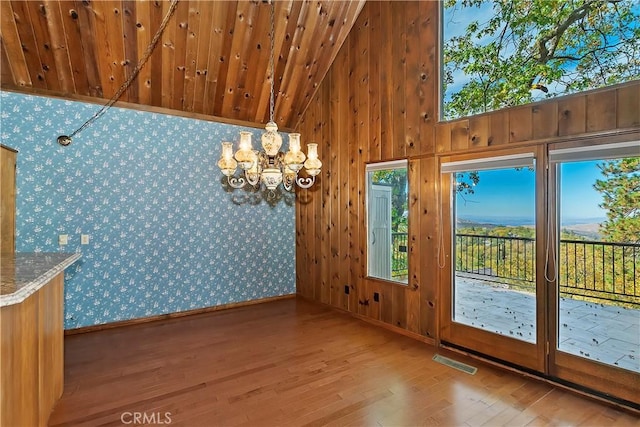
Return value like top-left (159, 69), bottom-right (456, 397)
top-left (391, 232), bottom-right (639, 306)
top-left (455, 233), bottom-right (536, 285)
top-left (558, 239), bottom-right (639, 306)
top-left (391, 232), bottom-right (408, 279)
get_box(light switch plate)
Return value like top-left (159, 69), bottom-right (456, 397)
top-left (81, 234), bottom-right (90, 245)
top-left (59, 234), bottom-right (68, 245)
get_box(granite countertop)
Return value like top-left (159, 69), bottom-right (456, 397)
top-left (0, 252), bottom-right (81, 307)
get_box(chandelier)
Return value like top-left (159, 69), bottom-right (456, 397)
top-left (217, 0), bottom-right (321, 193)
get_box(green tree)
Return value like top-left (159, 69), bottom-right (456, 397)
top-left (443, 0), bottom-right (640, 119)
top-left (455, 171), bottom-right (480, 195)
top-left (593, 157), bottom-right (640, 243)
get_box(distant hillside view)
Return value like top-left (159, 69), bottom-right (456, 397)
top-left (457, 217), bottom-right (605, 240)
top-left (561, 222), bottom-right (602, 240)
top-left (454, 157), bottom-right (639, 245)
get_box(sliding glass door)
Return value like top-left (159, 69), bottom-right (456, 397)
top-left (439, 141), bottom-right (639, 404)
top-left (549, 141), bottom-right (639, 404)
top-left (440, 148), bottom-right (546, 372)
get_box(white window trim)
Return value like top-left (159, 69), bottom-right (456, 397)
top-left (441, 153), bottom-right (535, 173)
top-left (549, 141), bottom-right (639, 163)
top-left (366, 159), bottom-right (408, 172)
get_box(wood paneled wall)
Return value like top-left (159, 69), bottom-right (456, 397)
top-left (437, 82), bottom-right (640, 153)
top-left (295, 0), bottom-right (640, 342)
top-left (295, 1), bottom-right (440, 340)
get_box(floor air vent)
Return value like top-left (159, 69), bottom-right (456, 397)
top-left (432, 354), bottom-right (477, 375)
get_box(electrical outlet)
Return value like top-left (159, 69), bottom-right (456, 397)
top-left (58, 234), bottom-right (68, 245)
top-left (373, 292), bottom-right (380, 302)
top-left (81, 234), bottom-right (90, 245)
top-left (344, 285), bottom-right (350, 295)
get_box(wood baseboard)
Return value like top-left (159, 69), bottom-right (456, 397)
top-left (296, 294), bottom-right (436, 346)
top-left (441, 343), bottom-right (640, 415)
top-left (64, 294), bottom-right (295, 335)
top-left (351, 311), bottom-right (437, 346)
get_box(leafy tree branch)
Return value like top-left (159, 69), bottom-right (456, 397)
top-left (443, 0), bottom-right (640, 119)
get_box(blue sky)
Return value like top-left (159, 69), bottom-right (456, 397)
top-left (442, 0), bottom-right (495, 101)
top-left (456, 161), bottom-right (608, 224)
top-left (456, 167), bottom-right (537, 223)
top-left (559, 161), bottom-right (607, 221)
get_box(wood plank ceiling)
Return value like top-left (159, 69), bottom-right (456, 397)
top-left (0, 0), bottom-right (365, 130)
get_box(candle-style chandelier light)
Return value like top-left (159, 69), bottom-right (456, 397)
top-left (217, 0), bottom-right (321, 192)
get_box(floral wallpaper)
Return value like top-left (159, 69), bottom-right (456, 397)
top-left (0, 91), bottom-right (295, 329)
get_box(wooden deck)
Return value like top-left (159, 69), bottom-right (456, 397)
top-left (455, 274), bottom-right (639, 373)
top-left (48, 298), bottom-right (639, 426)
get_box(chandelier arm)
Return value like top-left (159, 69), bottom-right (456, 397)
top-left (247, 174), bottom-right (260, 187)
top-left (295, 176), bottom-right (316, 189)
top-left (227, 175), bottom-right (247, 189)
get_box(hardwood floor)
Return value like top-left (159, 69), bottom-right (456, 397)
top-left (48, 298), bottom-right (638, 426)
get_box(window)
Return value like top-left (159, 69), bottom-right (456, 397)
top-left (366, 160), bottom-right (408, 284)
top-left (441, 1), bottom-right (640, 120)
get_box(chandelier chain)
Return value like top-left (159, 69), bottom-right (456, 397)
top-left (269, 0), bottom-right (275, 123)
top-left (217, 0), bottom-right (320, 193)
top-left (68, 0), bottom-right (180, 139)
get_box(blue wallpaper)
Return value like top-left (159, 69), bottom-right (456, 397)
top-left (0, 91), bottom-right (295, 329)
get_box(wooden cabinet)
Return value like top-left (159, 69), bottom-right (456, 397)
top-left (1, 144), bottom-right (17, 253)
top-left (0, 274), bottom-right (64, 427)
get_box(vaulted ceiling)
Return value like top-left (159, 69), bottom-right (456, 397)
top-left (0, 0), bottom-right (365, 130)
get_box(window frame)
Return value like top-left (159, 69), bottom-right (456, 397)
top-left (365, 159), bottom-right (409, 285)
top-left (438, 146), bottom-right (546, 372)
